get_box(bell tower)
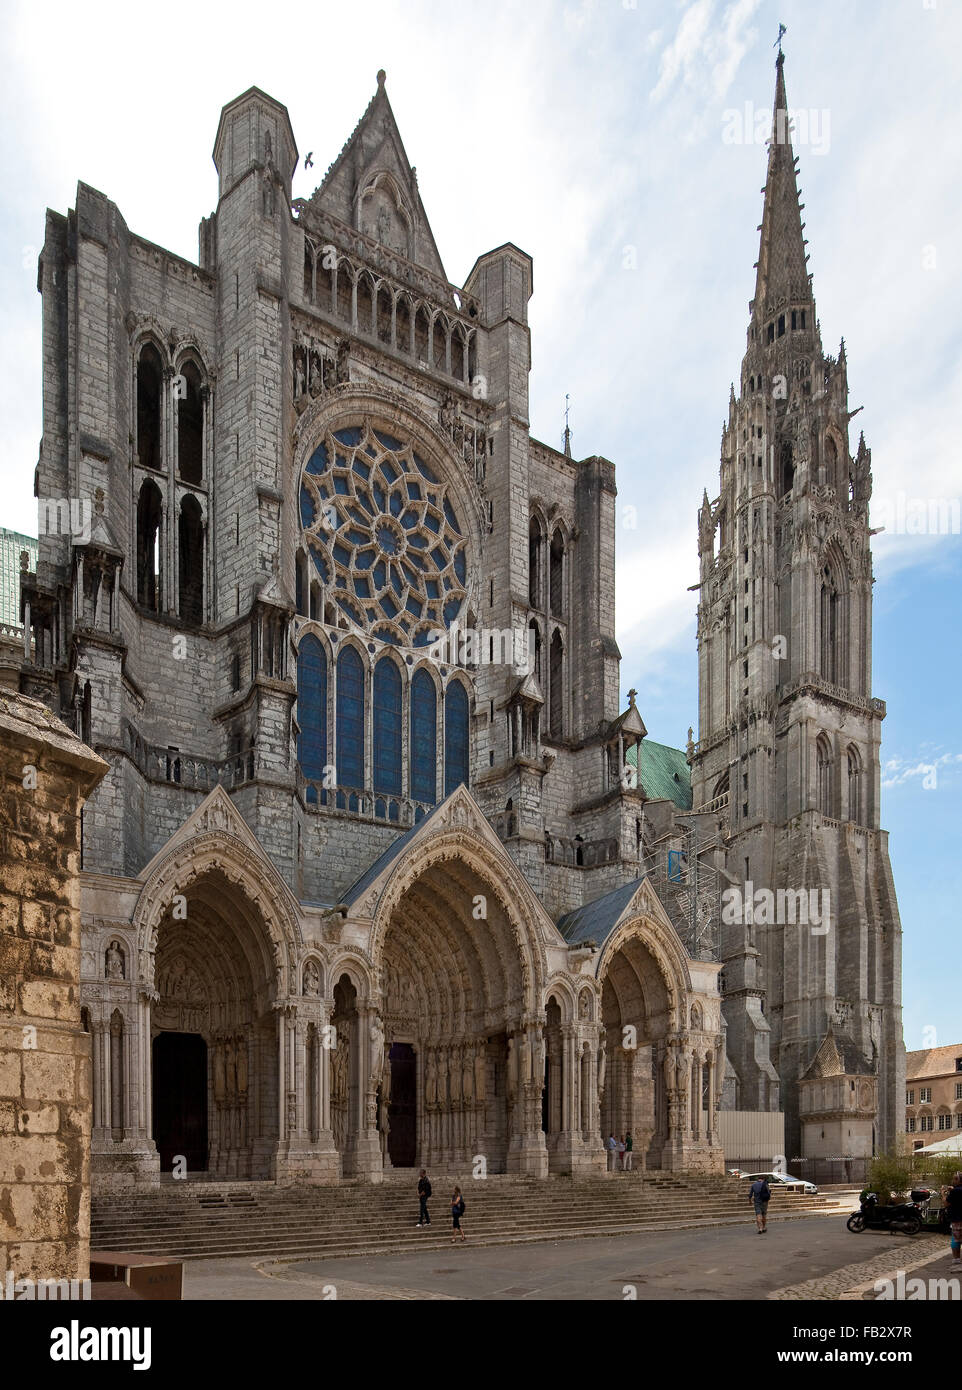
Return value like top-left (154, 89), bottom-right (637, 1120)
top-left (691, 52), bottom-right (904, 1165)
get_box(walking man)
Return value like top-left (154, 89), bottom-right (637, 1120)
top-left (624, 1130), bottom-right (633, 1171)
top-left (749, 1175), bottom-right (771, 1234)
top-left (417, 1169), bottom-right (432, 1227)
top-left (607, 1133), bottom-right (617, 1172)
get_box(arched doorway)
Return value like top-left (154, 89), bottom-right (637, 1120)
top-left (148, 866), bottom-right (283, 1179)
top-left (598, 928), bottom-right (675, 1171)
top-left (372, 835), bottom-right (547, 1175)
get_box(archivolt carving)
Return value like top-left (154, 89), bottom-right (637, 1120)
top-left (368, 824), bottom-right (549, 1007)
top-left (133, 830), bottom-right (303, 996)
top-left (595, 911), bottom-right (693, 1034)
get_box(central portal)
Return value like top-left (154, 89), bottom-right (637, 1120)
top-left (153, 1032), bottom-right (208, 1172)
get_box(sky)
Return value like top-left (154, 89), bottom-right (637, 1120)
top-left (1, 0), bottom-right (959, 1051)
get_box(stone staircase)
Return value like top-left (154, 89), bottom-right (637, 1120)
top-left (90, 1171), bottom-right (833, 1263)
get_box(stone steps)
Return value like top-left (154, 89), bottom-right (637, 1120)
top-left (91, 1174), bottom-right (829, 1262)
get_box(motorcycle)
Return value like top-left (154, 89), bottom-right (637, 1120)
top-left (846, 1191), bottom-right (922, 1236)
top-left (910, 1187), bottom-right (952, 1234)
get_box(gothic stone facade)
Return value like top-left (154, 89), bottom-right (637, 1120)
top-left (20, 75), bottom-right (725, 1189)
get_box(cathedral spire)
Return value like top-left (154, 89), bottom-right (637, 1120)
top-left (750, 51), bottom-right (813, 331)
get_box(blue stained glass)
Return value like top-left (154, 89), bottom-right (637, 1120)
top-left (373, 561), bottom-right (386, 589)
top-left (413, 628), bottom-right (433, 647)
top-left (414, 453), bottom-right (438, 483)
top-left (357, 491), bottom-right (376, 515)
top-left (354, 576), bottom-right (371, 598)
top-left (334, 427), bottom-right (362, 446)
top-left (401, 510), bottom-right (418, 530)
top-left (430, 546), bottom-right (447, 569)
top-left (389, 492), bottom-right (403, 517)
top-left (333, 542), bottom-right (352, 566)
top-left (424, 511), bottom-right (441, 534)
top-left (444, 680), bottom-right (469, 796)
top-left (374, 430), bottom-right (403, 451)
top-left (443, 598), bottom-right (462, 626)
top-left (353, 458), bottom-right (371, 480)
top-left (454, 548), bottom-right (467, 583)
top-left (381, 594), bottom-right (398, 618)
top-left (425, 579), bottom-right (439, 599)
top-left (373, 483), bottom-right (386, 510)
top-left (307, 443), bottom-right (328, 473)
top-left (380, 459), bottom-right (399, 483)
top-left (405, 595), bottom-right (423, 617)
top-left (411, 669), bottom-right (437, 804)
top-left (310, 545), bottom-right (330, 582)
top-left (443, 498), bottom-right (461, 533)
top-left (407, 481), bottom-right (422, 501)
top-left (407, 534), bottom-right (427, 549)
top-left (300, 484), bottom-right (314, 530)
top-left (336, 647), bottom-right (364, 788)
top-left (389, 568), bottom-right (403, 596)
top-left (373, 657), bottom-right (402, 796)
top-left (334, 476), bottom-right (350, 495)
top-left (297, 635), bottom-right (327, 783)
top-left (355, 550), bottom-right (375, 570)
top-left (346, 528), bottom-right (368, 546)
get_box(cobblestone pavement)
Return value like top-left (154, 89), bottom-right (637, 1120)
top-left (769, 1235), bottom-right (949, 1300)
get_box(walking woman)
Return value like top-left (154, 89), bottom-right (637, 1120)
top-left (451, 1185), bottom-right (467, 1243)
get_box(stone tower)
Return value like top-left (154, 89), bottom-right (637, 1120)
top-left (690, 53), bottom-right (904, 1164)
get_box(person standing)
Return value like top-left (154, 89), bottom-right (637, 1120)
top-left (624, 1130), bottom-right (633, 1171)
top-left (946, 1171), bottom-right (962, 1263)
top-left (451, 1185), bottom-right (466, 1243)
top-left (607, 1133), bottom-right (617, 1172)
top-left (749, 1175), bottom-right (771, 1233)
top-left (417, 1169), bottom-right (432, 1227)
top-left (617, 1135), bottom-right (627, 1171)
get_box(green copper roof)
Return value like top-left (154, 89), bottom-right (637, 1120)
top-left (625, 738), bottom-right (692, 810)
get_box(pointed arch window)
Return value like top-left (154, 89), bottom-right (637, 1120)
top-left (136, 343), bottom-right (163, 471)
top-left (444, 679), bottom-right (469, 796)
top-left (136, 479), bottom-right (163, 611)
top-left (816, 734), bottom-right (834, 818)
top-left (297, 634), bottom-right (327, 788)
top-left (373, 656), bottom-right (402, 796)
top-left (549, 529), bottom-right (565, 616)
top-left (178, 494), bottom-right (204, 624)
top-left (549, 629), bottom-right (564, 737)
top-left (410, 669), bottom-right (437, 804)
top-left (336, 646), bottom-right (365, 789)
top-left (529, 516), bottom-right (543, 609)
top-left (847, 745), bottom-right (862, 824)
top-left (819, 563), bottom-right (840, 684)
top-left (177, 361), bottom-right (204, 485)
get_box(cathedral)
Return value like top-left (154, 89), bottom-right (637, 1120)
top-left (15, 54), bottom-right (902, 1192)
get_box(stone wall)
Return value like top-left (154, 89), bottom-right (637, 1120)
top-left (0, 692), bottom-right (107, 1283)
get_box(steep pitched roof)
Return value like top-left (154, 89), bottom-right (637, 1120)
top-left (800, 1025), bottom-right (873, 1080)
top-left (556, 876), bottom-right (648, 948)
top-left (306, 70), bottom-right (447, 281)
top-left (906, 1046), bottom-right (962, 1081)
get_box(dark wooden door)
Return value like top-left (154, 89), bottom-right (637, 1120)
top-left (387, 1042), bottom-right (416, 1167)
top-left (152, 1032), bottom-right (208, 1172)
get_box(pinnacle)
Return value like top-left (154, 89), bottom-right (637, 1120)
top-left (751, 51), bottom-right (813, 329)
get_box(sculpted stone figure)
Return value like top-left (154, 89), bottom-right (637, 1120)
top-left (474, 1051), bottom-right (486, 1103)
top-left (213, 1042), bottom-right (227, 1103)
top-left (225, 1038), bottom-right (237, 1100)
top-left (462, 1052), bottom-right (473, 1102)
top-left (105, 941), bottom-right (124, 980)
top-left (579, 991), bottom-right (590, 1021)
top-left (663, 1044), bottom-right (677, 1095)
top-left (597, 1041), bottom-right (607, 1097)
top-left (425, 1052), bottom-right (438, 1106)
top-left (303, 960), bottom-right (320, 996)
top-left (506, 1036), bottom-right (518, 1100)
top-left (235, 1039), bottom-right (248, 1097)
top-left (369, 1014), bottom-right (385, 1087)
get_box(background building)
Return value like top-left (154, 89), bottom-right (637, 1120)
top-left (906, 1046), bottom-right (962, 1147)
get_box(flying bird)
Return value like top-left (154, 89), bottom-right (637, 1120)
top-left (304, 152), bottom-right (314, 169)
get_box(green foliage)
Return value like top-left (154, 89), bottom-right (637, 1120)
top-left (867, 1146), bottom-right (962, 1203)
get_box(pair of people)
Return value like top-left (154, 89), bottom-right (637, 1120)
top-left (946, 1171), bottom-right (962, 1262)
top-left (416, 1170), bottom-right (467, 1242)
top-left (606, 1132), bottom-right (634, 1170)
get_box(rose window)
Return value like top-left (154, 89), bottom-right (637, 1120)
top-left (299, 424), bottom-right (468, 645)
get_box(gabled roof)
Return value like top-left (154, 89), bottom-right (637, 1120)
top-left (306, 70), bottom-right (447, 281)
top-left (340, 797), bottom-right (448, 908)
top-left (906, 1046), bottom-right (962, 1081)
top-left (557, 876), bottom-right (648, 948)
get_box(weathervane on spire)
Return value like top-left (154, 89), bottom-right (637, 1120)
top-left (775, 22), bottom-right (787, 54)
top-left (563, 393), bottom-right (572, 459)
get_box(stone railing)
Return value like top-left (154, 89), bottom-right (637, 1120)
top-left (122, 718), bottom-right (254, 791)
top-left (297, 774), bottom-right (434, 828)
top-left (692, 790), bottom-right (730, 815)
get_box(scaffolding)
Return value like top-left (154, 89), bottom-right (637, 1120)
top-left (645, 816), bottom-right (721, 962)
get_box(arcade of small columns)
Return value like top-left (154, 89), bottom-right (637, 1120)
top-left (87, 836), bottom-right (723, 1186)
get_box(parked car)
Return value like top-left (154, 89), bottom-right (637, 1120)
top-left (742, 1171), bottom-right (819, 1195)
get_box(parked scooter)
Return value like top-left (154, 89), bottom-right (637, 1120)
top-left (846, 1191), bottom-right (922, 1235)
top-left (910, 1187), bottom-right (952, 1233)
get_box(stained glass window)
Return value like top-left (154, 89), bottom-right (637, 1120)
top-left (410, 669), bottom-right (437, 804)
top-left (296, 634), bottom-right (327, 782)
top-left (444, 679), bottom-right (469, 796)
top-left (336, 646), bottom-right (365, 789)
top-left (373, 657), bottom-right (402, 796)
top-left (300, 422), bottom-right (467, 647)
